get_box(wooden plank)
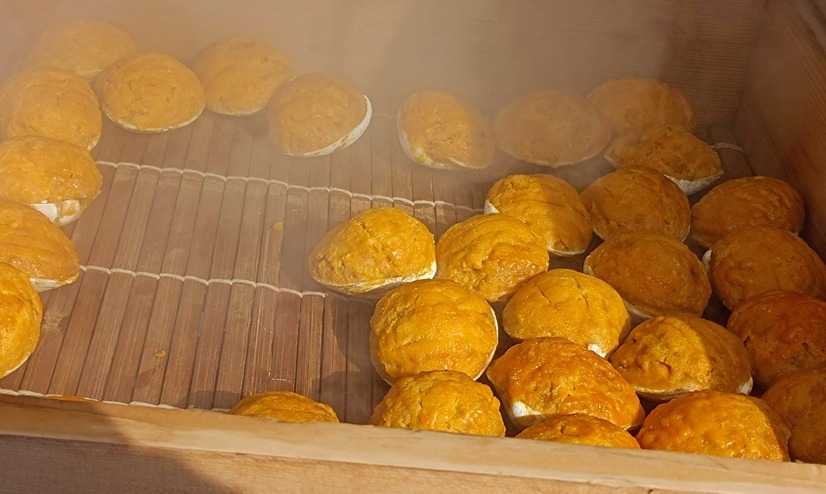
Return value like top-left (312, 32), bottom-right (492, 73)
top-left (0, 395), bottom-right (824, 493)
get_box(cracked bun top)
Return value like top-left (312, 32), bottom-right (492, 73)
top-left (435, 214), bottom-right (549, 303)
top-left (369, 279), bottom-right (497, 384)
top-left (580, 166), bottom-right (691, 241)
top-left (370, 370), bottom-right (505, 437)
top-left (195, 37), bottom-right (293, 116)
top-left (0, 67), bottom-right (102, 150)
top-left (228, 391), bottom-right (339, 423)
top-left (308, 207), bottom-right (436, 296)
top-left (0, 262), bottom-right (42, 379)
top-left (397, 90), bottom-right (495, 170)
top-left (96, 52), bottom-right (206, 132)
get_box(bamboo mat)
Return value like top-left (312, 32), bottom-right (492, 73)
top-left (0, 110), bottom-right (746, 425)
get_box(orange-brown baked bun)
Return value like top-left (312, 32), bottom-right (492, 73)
top-left (604, 125), bottom-right (722, 195)
top-left (195, 37), bottom-right (293, 116)
top-left (96, 52), bottom-right (205, 133)
top-left (397, 91), bottom-right (495, 170)
top-left (636, 390), bottom-right (790, 461)
top-left (0, 136), bottom-right (101, 225)
top-left (485, 337), bottom-right (644, 430)
top-left (706, 227), bottom-right (826, 310)
top-left (761, 367), bottom-right (826, 464)
top-left (435, 214), bottom-right (549, 303)
top-left (308, 207), bottom-right (436, 297)
top-left (370, 370), bottom-right (505, 437)
top-left (0, 67), bottom-right (101, 151)
top-left (29, 19), bottom-right (137, 79)
top-left (228, 390), bottom-right (339, 423)
top-left (493, 90), bottom-right (610, 168)
top-left (609, 315), bottom-right (752, 401)
top-left (369, 279), bottom-right (497, 384)
top-left (516, 413), bottom-right (640, 449)
top-left (727, 291), bottom-right (826, 389)
top-left (583, 233), bottom-right (711, 320)
top-left (501, 269), bottom-right (630, 357)
top-left (267, 73), bottom-right (371, 157)
top-left (586, 78), bottom-right (695, 136)
top-left (580, 166), bottom-right (690, 241)
top-left (0, 199), bottom-right (79, 291)
top-left (485, 174), bottom-right (592, 256)
top-left (691, 176), bottom-right (805, 249)
top-left (0, 263), bottom-right (43, 378)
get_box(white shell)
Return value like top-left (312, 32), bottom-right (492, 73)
top-left (604, 152), bottom-right (723, 196)
top-left (292, 96), bottom-right (372, 157)
top-left (485, 200), bottom-right (587, 256)
top-left (702, 249), bottom-right (713, 275)
top-left (31, 199), bottom-right (83, 226)
top-left (509, 400), bottom-right (544, 429)
top-left (105, 101), bottom-right (206, 133)
top-left (483, 200), bottom-right (499, 215)
top-left (31, 274), bottom-right (76, 292)
top-left (397, 110), bottom-right (470, 170)
top-left (322, 258), bottom-right (436, 299)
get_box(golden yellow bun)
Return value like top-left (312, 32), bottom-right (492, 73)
top-left (0, 67), bottom-right (101, 151)
top-left (0, 263), bottom-right (43, 378)
top-left (308, 207), bottom-right (436, 297)
top-left (707, 227), bottom-right (826, 310)
top-left (0, 199), bottom-right (79, 291)
top-left (228, 391), bottom-right (339, 423)
top-left (691, 176), bottom-right (805, 249)
top-left (761, 367), bottom-right (826, 464)
top-left (727, 291), bottom-right (826, 389)
top-left (485, 337), bottom-right (644, 430)
top-left (580, 166), bottom-right (690, 241)
top-left (96, 52), bottom-right (205, 132)
top-left (397, 91), bottom-right (495, 170)
top-left (195, 37), bottom-right (293, 116)
top-left (586, 78), bottom-right (695, 136)
top-left (637, 390), bottom-right (790, 461)
top-left (516, 414), bottom-right (640, 449)
top-left (370, 370), bottom-right (505, 437)
top-left (0, 136), bottom-right (101, 225)
top-left (610, 315), bottom-right (752, 401)
top-left (267, 73), bottom-right (371, 157)
top-left (493, 90), bottom-right (610, 168)
top-left (369, 279), bottom-right (497, 384)
top-left (583, 233), bottom-right (711, 319)
top-left (435, 214), bottom-right (549, 303)
top-left (501, 269), bottom-right (630, 357)
top-left (29, 19), bottom-right (137, 79)
top-left (604, 125), bottom-right (722, 195)
top-left (485, 174), bottom-right (592, 256)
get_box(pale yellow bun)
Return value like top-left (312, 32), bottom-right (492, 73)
top-left (435, 214), bottom-right (549, 303)
top-left (761, 367), bottom-right (826, 464)
top-left (369, 279), bottom-right (497, 384)
top-left (583, 233), bottom-right (711, 319)
top-left (516, 414), bottom-right (640, 449)
top-left (195, 37), bottom-right (293, 116)
top-left (493, 90), bottom-right (610, 168)
top-left (29, 19), bottom-right (137, 79)
top-left (228, 390), bottom-right (339, 423)
top-left (586, 78), bottom-right (695, 136)
top-left (0, 67), bottom-right (101, 151)
top-left (707, 226), bottom-right (826, 310)
top-left (267, 73), bottom-right (371, 156)
top-left (370, 370), bottom-right (505, 437)
top-left (485, 337), bottom-right (644, 430)
top-left (580, 166), bottom-right (690, 241)
top-left (0, 262), bottom-right (43, 378)
top-left (397, 90), bottom-right (495, 170)
top-left (604, 125), bottom-right (722, 195)
top-left (0, 136), bottom-right (101, 225)
top-left (637, 390), bottom-right (790, 461)
top-left (0, 199), bottom-right (79, 291)
top-left (727, 291), bottom-right (826, 389)
top-left (485, 174), bottom-right (592, 256)
top-left (609, 315), bottom-right (752, 401)
top-left (691, 176), bottom-right (805, 249)
top-left (501, 269), bottom-right (630, 357)
top-left (308, 207), bottom-right (436, 297)
top-left (96, 52), bottom-right (205, 133)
